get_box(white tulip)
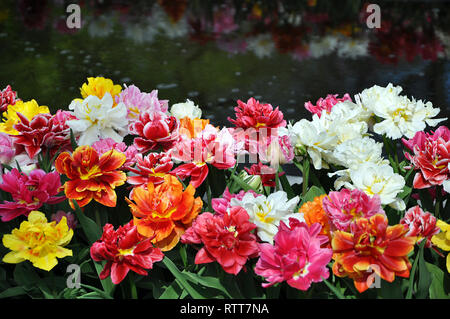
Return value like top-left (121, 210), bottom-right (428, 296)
top-left (170, 99), bottom-right (202, 120)
top-left (230, 191), bottom-right (301, 244)
top-left (67, 93), bottom-right (128, 146)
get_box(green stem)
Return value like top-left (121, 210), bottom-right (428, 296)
top-left (406, 248), bottom-right (420, 299)
top-left (207, 173), bottom-right (212, 212)
top-left (129, 273), bottom-right (138, 299)
top-left (302, 159), bottom-right (310, 198)
top-left (162, 257), bottom-right (204, 299)
top-left (226, 163), bottom-right (238, 190)
top-left (275, 168), bottom-right (280, 191)
top-left (95, 209), bottom-right (101, 227)
top-left (435, 185), bottom-right (442, 219)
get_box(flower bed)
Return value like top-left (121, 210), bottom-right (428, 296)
top-left (0, 78), bottom-right (449, 299)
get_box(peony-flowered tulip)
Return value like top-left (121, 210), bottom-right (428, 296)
top-left (254, 218), bottom-right (332, 290)
top-left (332, 214), bottom-right (416, 293)
top-left (298, 194), bottom-right (331, 244)
top-left (127, 152), bottom-right (173, 187)
top-left (0, 168), bottom-right (65, 221)
top-left (171, 125), bottom-right (236, 188)
top-left (170, 99), bottom-right (202, 120)
top-left (400, 205), bottom-right (440, 248)
top-left (67, 93), bottom-right (128, 146)
top-left (115, 84), bottom-right (168, 121)
top-left (181, 207), bottom-right (259, 275)
top-left (129, 110), bottom-right (179, 153)
top-left (403, 126), bottom-right (450, 189)
top-left (55, 145), bottom-right (127, 208)
top-left (12, 110), bottom-right (76, 159)
top-left (90, 221), bottom-right (164, 284)
top-left (230, 190), bottom-right (301, 244)
top-left (0, 85), bottom-right (19, 113)
top-left (0, 99), bottom-right (50, 135)
top-left (304, 93), bottom-right (352, 117)
top-left (2, 211), bottom-right (73, 271)
top-left (0, 132), bottom-right (15, 164)
top-left (323, 189), bottom-right (386, 232)
top-left (126, 175), bottom-right (203, 251)
top-left (80, 76), bottom-right (122, 100)
top-left (431, 220), bottom-right (450, 273)
top-left (228, 97), bottom-right (286, 130)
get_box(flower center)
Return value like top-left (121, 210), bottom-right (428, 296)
top-left (293, 262), bottom-right (310, 280)
top-left (78, 165), bottom-right (101, 180)
top-left (117, 247), bottom-right (135, 257)
top-left (255, 202), bottom-right (275, 224)
top-left (392, 108), bottom-right (408, 122)
top-left (226, 225), bottom-right (239, 238)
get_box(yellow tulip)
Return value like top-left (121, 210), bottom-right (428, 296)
top-left (431, 219), bottom-right (450, 273)
top-left (80, 76), bottom-right (121, 100)
top-left (2, 211), bottom-right (73, 271)
top-left (0, 99), bottom-right (49, 135)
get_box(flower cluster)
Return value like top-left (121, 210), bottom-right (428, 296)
top-left (0, 77), bottom-right (448, 299)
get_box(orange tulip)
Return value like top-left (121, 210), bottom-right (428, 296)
top-left (55, 145), bottom-right (127, 208)
top-left (179, 117), bottom-right (210, 139)
top-left (299, 194), bottom-right (331, 243)
top-left (332, 214), bottom-right (416, 293)
top-left (126, 175), bottom-right (203, 251)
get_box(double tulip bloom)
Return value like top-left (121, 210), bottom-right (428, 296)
top-left (126, 175), bottom-right (202, 251)
top-left (403, 126), bottom-right (450, 190)
top-left (55, 145), bottom-right (127, 208)
top-left (90, 221), bottom-right (164, 284)
top-left (332, 214), bottom-right (416, 293)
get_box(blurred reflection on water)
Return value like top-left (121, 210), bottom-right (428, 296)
top-left (0, 0), bottom-right (449, 126)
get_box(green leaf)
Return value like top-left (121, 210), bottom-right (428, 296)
top-left (322, 278), bottom-right (346, 299)
top-left (406, 247), bottom-right (420, 299)
top-left (77, 292), bottom-right (108, 299)
top-left (300, 186), bottom-right (326, 206)
top-left (0, 286), bottom-right (27, 298)
top-left (72, 200), bottom-right (102, 244)
top-left (417, 241), bottom-right (432, 299)
top-left (379, 278), bottom-right (404, 299)
top-left (278, 167), bottom-right (295, 199)
top-left (159, 281), bottom-right (183, 299)
top-left (182, 271), bottom-right (232, 298)
top-left (69, 128), bottom-right (78, 150)
top-left (162, 257), bottom-right (205, 299)
top-left (92, 260), bottom-right (115, 297)
top-left (13, 263), bottom-right (40, 289)
top-left (426, 262), bottom-right (449, 299)
top-left (80, 283), bottom-right (114, 299)
top-left (72, 201), bottom-right (114, 297)
top-left (230, 174), bottom-right (260, 193)
top-left (398, 186), bottom-right (412, 200)
top-left (179, 245), bottom-right (188, 268)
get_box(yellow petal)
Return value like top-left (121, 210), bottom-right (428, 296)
top-left (31, 253), bottom-right (58, 271)
top-left (447, 254), bottom-right (450, 274)
top-left (27, 211), bottom-right (48, 225)
top-left (432, 232), bottom-right (450, 251)
top-left (2, 251), bottom-right (25, 264)
top-left (2, 234), bottom-right (27, 251)
top-left (54, 247), bottom-right (73, 259)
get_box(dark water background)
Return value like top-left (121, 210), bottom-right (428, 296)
top-left (0, 0), bottom-right (449, 126)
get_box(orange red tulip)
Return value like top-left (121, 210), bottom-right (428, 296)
top-left (332, 214), bottom-right (416, 293)
top-left (126, 175), bottom-right (203, 251)
top-left (55, 145), bottom-right (127, 208)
